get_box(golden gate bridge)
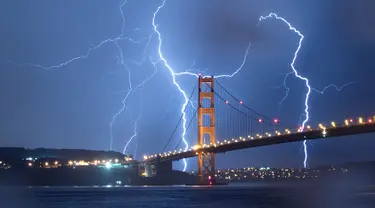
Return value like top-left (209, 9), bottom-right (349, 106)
top-left (140, 76), bottom-right (375, 185)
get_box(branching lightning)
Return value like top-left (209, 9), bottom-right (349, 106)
top-left (121, 60), bottom-right (158, 158)
top-left (312, 82), bottom-right (355, 94)
top-left (109, 41), bottom-right (134, 151)
top-left (259, 13), bottom-right (312, 168)
top-left (123, 114), bottom-right (141, 156)
top-left (259, 13), bottom-right (354, 168)
top-left (214, 42), bottom-right (252, 79)
top-left (152, 0), bottom-right (252, 171)
top-left (152, 0), bottom-right (191, 171)
top-left (7, 0), bottom-right (356, 172)
top-left (8, 0), bottom-right (157, 154)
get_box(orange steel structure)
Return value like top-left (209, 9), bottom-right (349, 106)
top-left (197, 76), bottom-right (216, 183)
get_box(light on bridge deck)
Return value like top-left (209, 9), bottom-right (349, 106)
top-left (358, 117), bottom-right (363, 124)
top-left (144, 115), bottom-right (375, 161)
top-left (192, 145), bottom-right (201, 150)
top-left (330, 121), bottom-right (336, 127)
top-left (345, 119), bottom-right (349, 126)
top-left (318, 124), bottom-right (326, 130)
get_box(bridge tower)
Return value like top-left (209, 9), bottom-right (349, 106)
top-left (197, 75), bottom-right (216, 184)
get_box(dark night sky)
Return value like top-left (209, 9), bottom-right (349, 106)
top-left (0, 0), bottom-right (375, 171)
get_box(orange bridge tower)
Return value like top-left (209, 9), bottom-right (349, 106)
top-left (197, 75), bottom-right (216, 184)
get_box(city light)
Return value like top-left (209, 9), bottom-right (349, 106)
top-left (322, 128), bottom-right (327, 137)
top-left (212, 165), bottom-right (348, 181)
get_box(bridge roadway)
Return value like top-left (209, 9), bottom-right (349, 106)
top-left (146, 123), bottom-right (375, 163)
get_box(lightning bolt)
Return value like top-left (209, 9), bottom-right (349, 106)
top-left (274, 73), bottom-right (355, 105)
top-left (7, 0), bottom-right (145, 71)
top-left (8, 0), bottom-right (156, 154)
top-left (123, 115), bottom-right (141, 156)
top-left (108, 42), bottom-right (134, 151)
top-left (120, 57), bottom-right (159, 158)
top-left (152, 0), bottom-right (191, 171)
top-left (121, 58), bottom-right (158, 156)
top-left (152, 0), bottom-right (252, 171)
top-left (8, 0), bottom-right (355, 172)
top-left (259, 13), bottom-right (311, 168)
top-left (214, 42), bottom-right (251, 79)
top-left (312, 82), bottom-right (355, 94)
top-left (259, 13), bottom-right (354, 168)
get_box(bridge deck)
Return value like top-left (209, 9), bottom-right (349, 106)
top-left (146, 123), bottom-right (375, 162)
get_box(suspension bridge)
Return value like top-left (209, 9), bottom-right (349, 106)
top-left (140, 76), bottom-right (375, 185)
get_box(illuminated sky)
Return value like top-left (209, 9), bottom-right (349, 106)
top-left (1, 0), bottom-right (375, 170)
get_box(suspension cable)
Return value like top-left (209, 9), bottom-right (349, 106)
top-left (162, 85), bottom-right (197, 152)
top-left (215, 79), bottom-right (295, 127)
top-left (172, 107), bottom-right (198, 150)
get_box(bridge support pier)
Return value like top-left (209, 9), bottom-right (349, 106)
top-left (144, 163), bottom-right (153, 177)
top-left (141, 156), bottom-right (174, 184)
top-left (197, 76), bottom-right (216, 184)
